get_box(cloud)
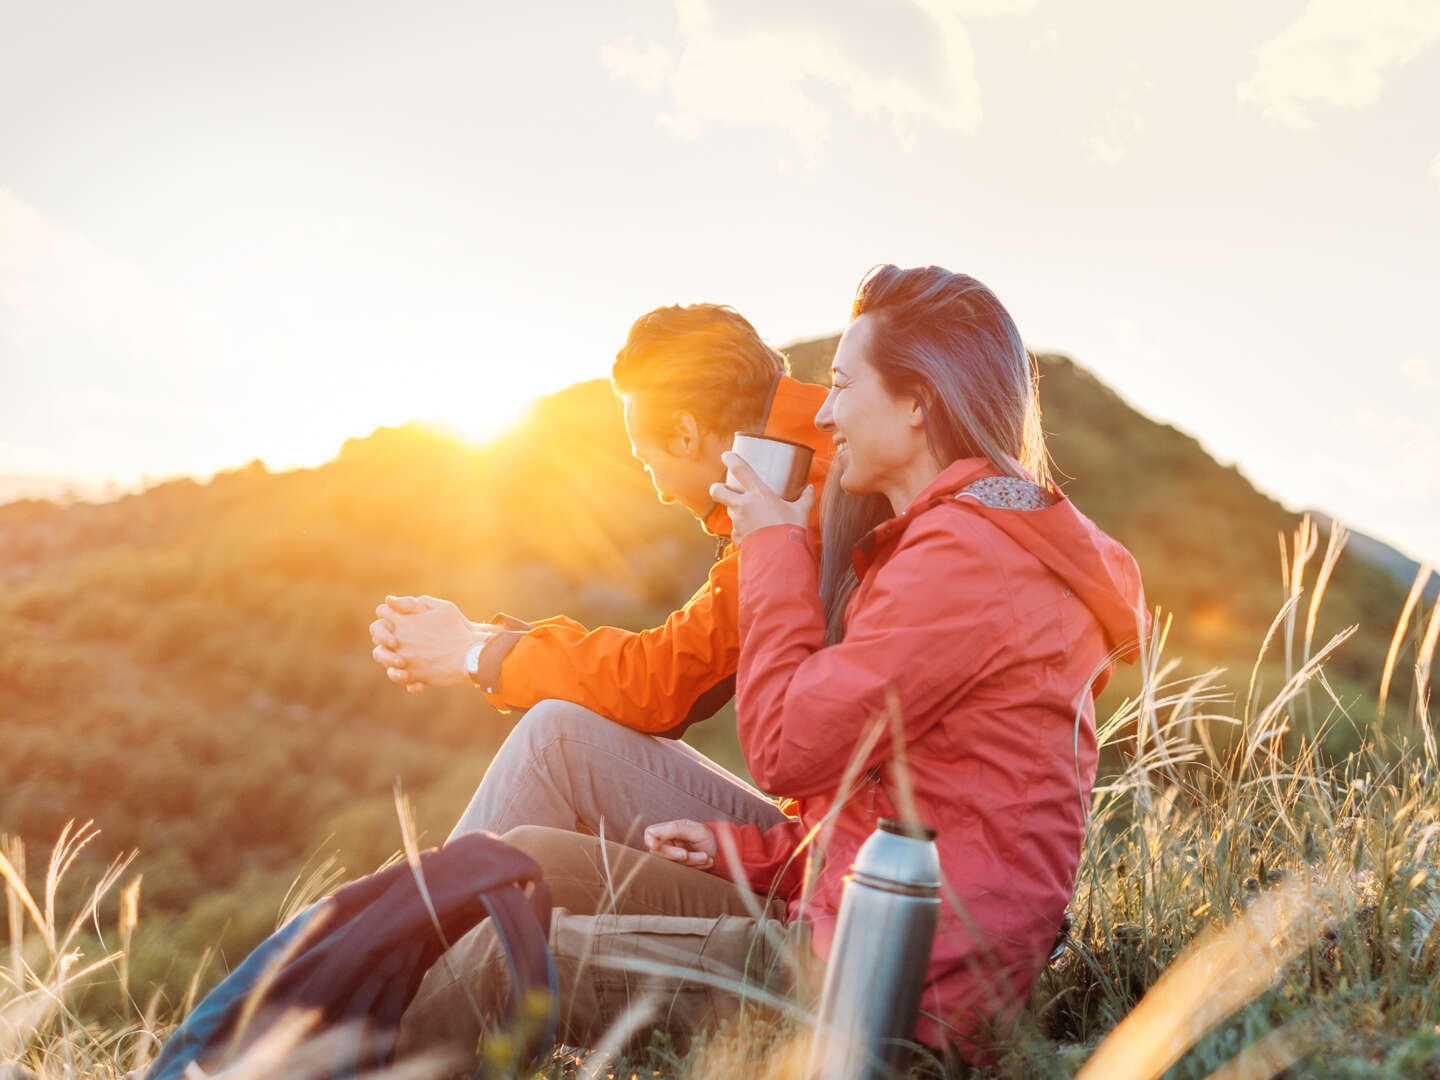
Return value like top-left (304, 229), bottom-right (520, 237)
top-left (1401, 354), bottom-right (1440, 391)
top-left (0, 186), bottom-right (243, 476)
top-left (0, 187), bottom-right (154, 354)
top-left (0, 186), bottom-right (214, 368)
top-left (1028, 27), bottom-right (1060, 55)
top-left (1237, 0), bottom-right (1440, 129)
top-left (600, 37), bottom-right (674, 93)
top-left (1084, 80), bottom-right (1150, 166)
top-left (599, 0), bottom-right (1037, 160)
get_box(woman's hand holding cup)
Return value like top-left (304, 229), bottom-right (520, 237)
top-left (710, 451), bottom-right (815, 543)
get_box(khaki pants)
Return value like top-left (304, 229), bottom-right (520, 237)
top-left (395, 827), bottom-right (821, 1073)
top-left (445, 699), bottom-right (791, 848)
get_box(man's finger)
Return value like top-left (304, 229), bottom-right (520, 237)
top-left (386, 665), bottom-right (413, 685)
top-left (385, 595), bottom-right (427, 614)
top-left (369, 619), bottom-right (398, 649)
top-left (405, 682), bottom-right (426, 695)
top-left (373, 644), bottom-right (404, 667)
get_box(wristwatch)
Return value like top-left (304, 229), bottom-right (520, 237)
top-left (464, 639), bottom-right (488, 688)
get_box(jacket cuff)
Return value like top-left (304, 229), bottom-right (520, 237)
top-left (739, 523), bottom-right (816, 561)
top-left (489, 612), bottom-right (535, 632)
top-left (474, 613), bottom-right (533, 699)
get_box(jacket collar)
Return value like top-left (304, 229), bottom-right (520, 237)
top-left (851, 457), bottom-right (998, 577)
top-left (850, 456), bottom-right (1147, 665)
top-left (703, 375), bottom-right (833, 538)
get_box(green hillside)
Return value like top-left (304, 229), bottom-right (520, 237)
top-left (0, 341), bottom-right (1432, 1018)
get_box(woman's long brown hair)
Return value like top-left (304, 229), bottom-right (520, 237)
top-left (817, 264), bottom-right (1051, 644)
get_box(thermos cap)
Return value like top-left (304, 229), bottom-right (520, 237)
top-left (852, 818), bottom-right (942, 892)
top-left (879, 817), bottom-right (937, 841)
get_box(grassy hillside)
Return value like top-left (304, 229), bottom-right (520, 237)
top-left (0, 382), bottom-right (719, 1013)
top-left (1, 341), bottom-right (1434, 1029)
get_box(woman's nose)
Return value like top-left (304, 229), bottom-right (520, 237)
top-left (814, 388), bottom-right (836, 432)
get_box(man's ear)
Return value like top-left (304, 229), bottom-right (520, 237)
top-left (668, 411), bottom-right (703, 459)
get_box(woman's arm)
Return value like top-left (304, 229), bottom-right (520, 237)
top-left (646, 817), bottom-right (810, 899)
top-left (735, 513), bottom-right (1014, 797)
top-left (704, 817), bottom-right (811, 899)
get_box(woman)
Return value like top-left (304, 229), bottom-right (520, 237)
top-left (398, 265), bottom-right (1145, 1066)
top-left (645, 263), bottom-right (1146, 1054)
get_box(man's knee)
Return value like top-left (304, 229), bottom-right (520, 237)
top-left (508, 699), bottom-right (603, 751)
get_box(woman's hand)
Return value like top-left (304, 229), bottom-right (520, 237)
top-left (708, 452), bottom-right (816, 543)
top-left (644, 819), bottom-right (717, 870)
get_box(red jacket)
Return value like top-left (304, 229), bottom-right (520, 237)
top-left (475, 375), bottom-right (834, 736)
top-left (705, 456), bottom-right (1147, 1052)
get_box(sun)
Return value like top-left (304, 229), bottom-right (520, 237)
top-left (433, 391), bottom-right (537, 449)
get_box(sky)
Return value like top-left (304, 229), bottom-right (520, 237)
top-left (1, 0), bottom-right (1437, 564)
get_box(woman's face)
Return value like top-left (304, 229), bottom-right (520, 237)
top-left (814, 313), bottom-right (929, 500)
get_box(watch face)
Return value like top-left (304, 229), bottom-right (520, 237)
top-left (465, 641), bottom-right (485, 681)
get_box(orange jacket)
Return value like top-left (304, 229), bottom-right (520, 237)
top-left (474, 375), bottom-right (834, 736)
top-left (704, 457), bottom-right (1147, 1054)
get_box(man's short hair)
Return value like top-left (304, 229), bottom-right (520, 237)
top-left (611, 304), bottom-right (788, 438)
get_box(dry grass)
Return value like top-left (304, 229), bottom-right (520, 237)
top-left (4, 515), bottom-right (1439, 1078)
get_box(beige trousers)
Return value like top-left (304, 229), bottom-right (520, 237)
top-left (395, 826), bottom-right (821, 1074)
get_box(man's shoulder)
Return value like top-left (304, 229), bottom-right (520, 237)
top-left (767, 376), bottom-right (830, 451)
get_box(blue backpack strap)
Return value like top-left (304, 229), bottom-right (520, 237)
top-left (481, 881), bottom-right (559, 1055)
top-left (145, 904), bottom-right (326, 1080)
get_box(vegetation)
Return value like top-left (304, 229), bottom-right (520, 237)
top-left (1, 341), bottom-right (1437, 1076)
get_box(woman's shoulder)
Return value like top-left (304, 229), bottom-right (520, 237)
top-left (888, 488), bottom-right (1060, 593)
top-left (898, 493), bottom-right (1020, 556)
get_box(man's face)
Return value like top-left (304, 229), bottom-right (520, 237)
top-left (622, 395), bottom-right (726, 519)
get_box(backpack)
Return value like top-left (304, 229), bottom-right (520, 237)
top-left (145, 831), bottom-right (558, 1080)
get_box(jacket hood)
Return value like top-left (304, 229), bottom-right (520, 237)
top-left (703, 375), bottom-right (834, 538)
top-left (858, 457), bottom-right (1149, 663)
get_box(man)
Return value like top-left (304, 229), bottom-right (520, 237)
top-left (372, 304), bottom-right (835, 1063)
top-left (368, 303), bottom-right (834, 846)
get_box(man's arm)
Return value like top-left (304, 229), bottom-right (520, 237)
top-left (372, 549), bottom-right (743, 736)
top-left (480, 551), bottom-right (743, 736)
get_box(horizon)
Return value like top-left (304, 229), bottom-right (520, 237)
top-left (5, 342), bottom-right (1436, 572)
top-left (3, 2), bottom-right (1437, 565)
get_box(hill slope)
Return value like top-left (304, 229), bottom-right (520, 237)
top-left (1, 342), bottom-right (1432, 1012)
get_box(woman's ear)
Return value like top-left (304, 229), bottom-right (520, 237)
top-left (907, 388), bottom-right (932, 431)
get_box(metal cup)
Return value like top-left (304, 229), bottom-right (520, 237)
top-left (726, 433), bottom-right (814, 501)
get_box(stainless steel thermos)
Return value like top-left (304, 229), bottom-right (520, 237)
top-left (806, 818), bottom-right (941, 1080)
